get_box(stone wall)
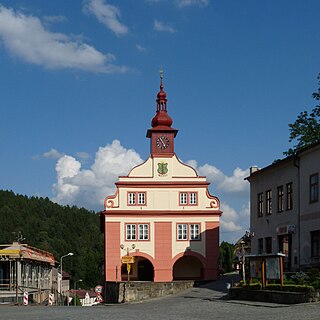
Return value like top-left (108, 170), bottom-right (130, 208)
top-left (229, 287), bottom-right (320, 304)
top-left (105, 281), bottom-right (194, 303)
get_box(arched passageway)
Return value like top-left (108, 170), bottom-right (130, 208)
top-left (121, 256), bottom-right (154, 281)
top-left (173, 255), bottom-right (203, 280)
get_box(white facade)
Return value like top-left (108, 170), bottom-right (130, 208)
top-left (247, 142), bottom-right (320, 271)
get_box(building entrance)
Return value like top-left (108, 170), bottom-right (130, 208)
top-left (278, 234), bottom-right (292, 271)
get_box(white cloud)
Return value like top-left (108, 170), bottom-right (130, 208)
top-left (187, 160), bottom-right (249, 196)
top-left (83, 0), bottom-right (128, 37)
top-left (52, 140), bottom-right (143, 209)
top-left (0, 4), bottom-right (126, 73)
top-left (153, 20), bottom-right (176, 33)
top-left (32, 148), bottom-right (64, 160)
top-left (136, 44), bottom-right (147, 52)
top-left (43, 148), bottom-right (64, 159)
top-left (76, 152), bottom-right (91, 164)
top-left (175, 0), bottom-right (209, 7)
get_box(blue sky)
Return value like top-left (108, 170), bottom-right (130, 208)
top-left (0, 0), bottom-right (319, 244)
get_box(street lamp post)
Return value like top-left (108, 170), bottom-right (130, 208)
top-left (73, 279), bottom-right (82, 306)
top-left (60, 252), bottom-right (74, 305)
top-left (120, 244), bottom-right (136, 282)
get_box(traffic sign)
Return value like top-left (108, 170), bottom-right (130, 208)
top-left (121, 256), bottom-right (135, 264)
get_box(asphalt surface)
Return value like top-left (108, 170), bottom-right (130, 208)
top-left (1, 274), bottom-right (320, 320)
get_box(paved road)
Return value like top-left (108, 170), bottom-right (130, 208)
top-left (1, 274), bottom-right (320, 320)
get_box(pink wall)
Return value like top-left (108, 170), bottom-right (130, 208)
top-left (105, 222), bottom-right (120, 281)
top-left (154, 222), bottom-right (173, 281)
top-left (204, 221), bottom-right (220, 280)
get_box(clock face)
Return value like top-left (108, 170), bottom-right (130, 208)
top-left (156, 136), bottom-right (170, 149)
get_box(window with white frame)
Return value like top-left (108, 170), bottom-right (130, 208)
top-left (138, 224), bottom-right (149, 240)
top-left (189, 193), bottom-right (197, 205)
top-left (126, 223), bottom-right (149, 241)
top-left (190, 224), bottom-right (200, 240)
top-left (138, 192), bottom-right (146, 205)
top-left (177, 224), bottom-right (188, 240)
top-left (128, 192), bottom-right (146, 206)
top-left (180, 193), bottom-right (188, 205)
top-left (177, 223), bottom-right (200, 240)
top-left (179, 192), bottom-right (198, 205)
top-left (128, 193), bottom-right (136, 205)
top-left (126, 224), bottom-right (136, 240)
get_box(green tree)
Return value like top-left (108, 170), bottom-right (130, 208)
top-left (284, 75), bottom-right (320, 156)
top-left (219, 241), bottom-right (235, 273)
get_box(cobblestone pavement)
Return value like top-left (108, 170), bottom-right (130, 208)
top-left (1, 274), bottom-right (320, 320)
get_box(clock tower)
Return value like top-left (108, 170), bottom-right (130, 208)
top-left (146, 71), bottom-right (178, 157)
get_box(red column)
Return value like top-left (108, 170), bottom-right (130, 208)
top-left (154, 222), bottom-right (172, 282)
top-left (105, 222), bottom-right (121, 281)
top-left (204, 222), bottom-right (219, 280)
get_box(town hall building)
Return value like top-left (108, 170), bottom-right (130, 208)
top-left (100, 74), bottom-right (221, 283)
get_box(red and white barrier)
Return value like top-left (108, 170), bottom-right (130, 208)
top-left (23, 291), bottom-right (28, 305)
top-left (48, 293), bottom-right (54, 306)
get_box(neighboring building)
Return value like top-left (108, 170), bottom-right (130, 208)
top-left (0, 242), bottom-right (55, 303)
top-left (70, 289), bottom-right (99, 306)
top-left (100, 75), bottom-right (221, 283)
top-left (247, 142), bottom-right (320, 271)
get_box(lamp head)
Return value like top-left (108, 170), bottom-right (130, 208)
top-left (68, 252), bottom-right (74, 256)
top-left (120, 244), bottom-right (124, 250)
top-left (131, 244), bottom-right (136, 249)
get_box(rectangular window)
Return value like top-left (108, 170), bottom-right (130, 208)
top-left (126, 224), bottom-right (149, 241)
top-left (190, 224), bottom-right (200, 240)
top-left (266, 190), bottom-right (272, 215)
top-left (310, 173), bottom-right (319, 203)
top-left (126, 224), bottom-right (136, 240)
top-left (178, 224), bottom-right (188, 240)
top-left (258, 193), bottom-right (263, 217)
top-left (180, 193), bottom-right (188, 205)
top-left (311, 230), bottom-right (320, 257)
top-left (179, 192), bottom-right (198, 206)
top-left (127, 192), bottom-right (146, 206)
top-left (128, 193), bottom-right (136, 205)
top-left (277, 186), bottom-right (284, 213)
top-left (265, 237), bottom-right (272, 254)
top-left (138, 224), bottom-right (149, 240)
top-left (258, 238), bottom-right (263, 254)
top-left (138, 192), bottom-right (146, 205)
top-left (189, 193), bottom-right (197, 205)
top-left (286, 183), bottom-right (293, 210)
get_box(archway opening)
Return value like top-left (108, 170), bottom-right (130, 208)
top-left (173, 255), bottom-right (203, 280)
top-left (120, 257), bottom-right (154, 281)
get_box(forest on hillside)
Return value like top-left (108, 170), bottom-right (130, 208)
top-left (0, 190), bottom-right (104, 289)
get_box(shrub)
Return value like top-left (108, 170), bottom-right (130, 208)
top-left (266, 284), bottom-right (315, 293)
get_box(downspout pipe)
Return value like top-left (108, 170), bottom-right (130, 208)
top-left (293, 155), bottom-right (300, 270)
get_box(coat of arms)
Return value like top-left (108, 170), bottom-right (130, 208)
top-left (157, 162), bottom-right (168, 176)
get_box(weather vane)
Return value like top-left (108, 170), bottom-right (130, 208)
top-left (159, 65), bottom-right (164, 80)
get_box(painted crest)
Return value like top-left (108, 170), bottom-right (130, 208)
top-left (157, 162), bottom-right (168, 176)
